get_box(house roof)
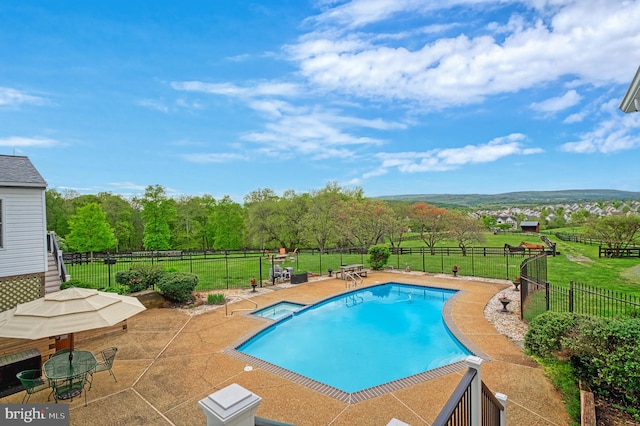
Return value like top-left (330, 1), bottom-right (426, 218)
top-left (520, 221), bottom-right (539, 227)
top-left (0, 155), bottom-right (47, 188)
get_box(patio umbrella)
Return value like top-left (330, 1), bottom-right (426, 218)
top-left (0, 287), bottom-right (146, 364)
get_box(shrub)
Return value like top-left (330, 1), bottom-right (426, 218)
top-left (116, 264), bottom-right (165, 293)
top-left (524, 311), bottom-right (582, 358)
top-left (60, 278), bottom-right (94, 290)
top-left (102, 286), bottom-right (126, 295)
top-left (567, 316), bottom-right (640, 408)
top-left (207, 293), bottom-right (225, 304)
top-left (367, 244), bottom-right (391, 270)
top-left (157, 272), bottom-right (198, 303)
top-left (526, 312), bottom-right (640, 411)
top-left (115, 270), bottom-right (146, 292)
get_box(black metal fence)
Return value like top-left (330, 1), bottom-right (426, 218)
top-left (63, 246), bottom-right (525, 292)
top-left (520, 254), bottom-right (640, 322)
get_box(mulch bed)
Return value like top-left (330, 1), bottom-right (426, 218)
top-left (595, 396), bottom-right (640, 426)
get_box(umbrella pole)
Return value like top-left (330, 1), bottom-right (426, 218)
top-left (68, 333), bottom-right (75, 365)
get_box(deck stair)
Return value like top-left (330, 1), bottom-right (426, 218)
top-left (44, 252), bottom-right (62, 294)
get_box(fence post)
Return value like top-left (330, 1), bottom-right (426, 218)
top-left (545, 282), bottom-right (550, 311)
top-left (569, 281), bottom-right (574, 313)
top-left (496, 392), bottom-right (508, 426)
top-left (466, 356), bottom-right (483, 426)
top-left (225, 252), bottom-right (230, 289)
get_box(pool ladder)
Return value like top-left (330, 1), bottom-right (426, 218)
top-left (225, 295), bottom-right (258, 316)
top-left (344, 271), bottom-right (364, 288)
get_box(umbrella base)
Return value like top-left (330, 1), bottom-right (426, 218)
top-left (57, 389), bottom-right (82, 400)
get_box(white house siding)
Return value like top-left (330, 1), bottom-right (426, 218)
top-left (0, 187), bottom-right (47, 278)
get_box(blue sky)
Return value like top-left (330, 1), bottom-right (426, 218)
top-left (2, 0), bottom-right (640, 202)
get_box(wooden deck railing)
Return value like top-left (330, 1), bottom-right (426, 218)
top-left (432, 356), bottom-right (507, 426)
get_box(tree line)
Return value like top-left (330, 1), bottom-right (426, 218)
top-left (47, 183), bottom-right (639, 256)
top-left (46, 183), bottom-right (488, 255)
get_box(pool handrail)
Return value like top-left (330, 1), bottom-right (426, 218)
top-left (226, 295), bottom-right (258, 316)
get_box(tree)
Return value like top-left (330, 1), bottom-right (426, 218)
top-left (386, 201), bottom-right (413, 248)
top-left (139, 185), bottom-right (176, 250)
top-left (410, 202), bottom-right (450, 254)
top-left (173, 195), bottom-right (212, 250)
top-left (97, 192), bottom-right (141, 252)
top-left (303, 182), bottom-right (352, 253)
top-left (481, 215), bottom-right (498, 231)
top-left (66, 203), bottom-right (116, 259)
top-left (586, 215), bottom-right (640, 256)
top-left (336, 198), bottom-right (394, 248)
top-left (209, 196), bottom-right (244, 250)
top-left (46, 189), bottom-right (70, 237)
top-left (448, 212), bottom-right (485, 255)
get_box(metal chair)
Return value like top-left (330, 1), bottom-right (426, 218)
top-left (16, 369), bottom-right (51, 403)
top-left (51, 372), bottom-right (89, 406)
top-left (88, 347), bottom-right (118, 389)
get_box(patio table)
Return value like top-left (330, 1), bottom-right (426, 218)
top-left (43, 350), bottom-right (97, 399)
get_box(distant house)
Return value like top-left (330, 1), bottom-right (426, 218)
top-left (0, 155), bottom-right (60, 312)
top-left (495, 215), bottom-right (517, 229)
top-left (520, 221), bottom-right (540, 233)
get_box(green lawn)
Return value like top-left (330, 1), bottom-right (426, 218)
top-left (65, 232), bottom-right (640, 297)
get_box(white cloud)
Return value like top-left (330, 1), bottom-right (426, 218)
top-left (108, 182), bottom-right (148, 191)
top-left (530, 90), bottom-right (582, 113)
top-left (560, 109), bottom-right (640, 154)
top-left (375, 133), bottom-right (540, 173)
top-left (181, 153), bottom-right (248, 163)
top-left (171, 81), bottom-right (299, 98)
top-left (0, 87), bottom-right (48, 107)
top-left (137, 99), bottom-right (169, 113)
top-left (289, 1), bottom-right (640, 108)
top-left (0, 136), bottom-right (58, 147)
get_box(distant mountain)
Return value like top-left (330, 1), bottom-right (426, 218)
top-left (376, 189), bottom-right (640, 208)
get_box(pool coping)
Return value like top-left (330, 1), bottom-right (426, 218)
top-left (225, 281), bottom-right (491, 403)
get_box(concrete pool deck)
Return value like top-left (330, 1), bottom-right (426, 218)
top-left (1, 272), bottom-right (572, 425)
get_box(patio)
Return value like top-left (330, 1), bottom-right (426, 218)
top-left (1, 272), bottom-right (571, 425)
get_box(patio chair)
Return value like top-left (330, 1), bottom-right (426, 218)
top-left (51, 372), bottom-right (89, 406)
top-left (288, 248), bottom-right (298, 261)
top-left (269, 265), bottom-right (283, 283)
top-left (16, 369), bottom-right (51, 403)
top-left (88, 347), bottom-right (118, 389)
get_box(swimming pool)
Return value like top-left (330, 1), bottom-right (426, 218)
top-left (236, 283), bottom-right (471, 394)
top-left (251, 301), bottom-right (306, 321)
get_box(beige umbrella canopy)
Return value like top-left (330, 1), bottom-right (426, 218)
top-left (0, 287), bottom-right (145, 351)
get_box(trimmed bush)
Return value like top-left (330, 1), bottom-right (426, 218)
top-left (524, 311), bottom-right (581, 358)
top-left (102, 286), bottom-right (126, 295)
top-left (157, 272), bottom-right (198, 303)
top-left (567, 316), bottom-right (640, 408)
top-left (526, 311), bottom-right (640, 410)
top-left (116, 264), bottom-right (165, 293)
top-left (367, 244), bottom-right (390, 270)
top-left (60, 278), bottom-right (94, 290)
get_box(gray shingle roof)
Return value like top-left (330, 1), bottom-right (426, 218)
top-left (520, 221), bottom-right (539, 227)
top-left (0, 155), bottom-right (47, 188)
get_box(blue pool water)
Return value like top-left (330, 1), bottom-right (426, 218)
top-left (252, 302), bottom-right (306, 320)
top-left (238, 283), bottom-right (470, 393)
